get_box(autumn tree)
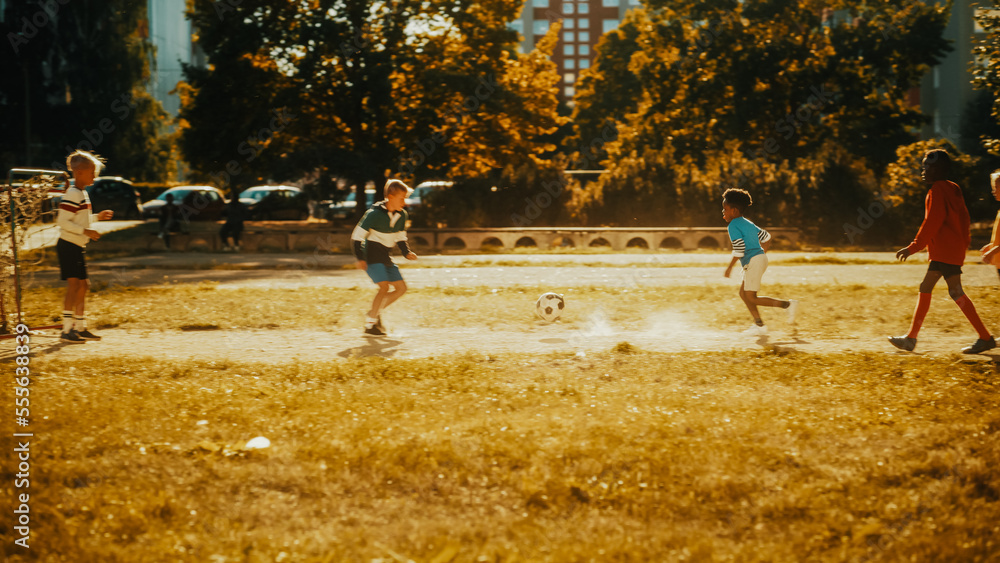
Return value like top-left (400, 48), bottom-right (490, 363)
top-left (569, 0), bottom-right (951, 238)
top-left (180, 0), bottom-right (564, 223)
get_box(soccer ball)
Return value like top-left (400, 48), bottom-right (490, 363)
top-left (536, 292), bottom-right (565, 322)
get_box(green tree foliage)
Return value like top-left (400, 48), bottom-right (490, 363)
top-left (0, 1), bottom-right (175, 181)
top-left (570, 0), bottom-right (951, 239)
top-left (180, 0), bottom-right (564, 221)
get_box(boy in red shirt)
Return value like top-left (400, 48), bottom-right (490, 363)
top-left (889, 149), bottom-right (995, 354)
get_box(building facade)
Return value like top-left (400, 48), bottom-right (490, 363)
top-left (512, 0), bottom-right (641, 100)
top-left (147, 0), bottom-right (205, 119)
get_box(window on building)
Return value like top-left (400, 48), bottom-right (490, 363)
top-left (534, 20), bottom-right (549, 34)
top-left (564, 44), bottom-right (575, 55)
top-left (603, 19), bottom-right (619, 33)
top-left (565, 3), bottom-right (575, 14)
top-left (578, 31), bottom-right (590, 42)
top-left (579, 44), bottom-right (590, 56)
top-left (563, 31), bottom-right (575, 42)
top-left (565, 18), bottom-right (575, 29)
top-left (602, 0), bottom-right (617, 7)
top-left (578, 2), bottom-right (589, 14)
top-left (565, 86), bottom-right (576, 97)
top-left (565, 72), bottom-right (575, 83)
top-left (578, 17), bottom-right (589, 29)
top-left (579, 58), bottom-right (591, 69)
top-left (565, 58), bottom-right (576, 69)
top-left (533, 0), bottom-right (549, 7)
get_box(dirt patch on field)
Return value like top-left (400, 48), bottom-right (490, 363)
top-left (18, 320), bottom-right (998, 363)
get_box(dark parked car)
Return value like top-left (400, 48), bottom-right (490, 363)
top-left (87, 177), bottom-right (143, 219)
top-left (239, 185), bottom-right (309, 220)
top-left (142, 186), bottom-right (227, 221)
top-left (405, 180), bottom-right (451, 212)
top-left (327, 188), bottom-right (376, 221)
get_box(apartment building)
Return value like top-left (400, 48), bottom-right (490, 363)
top-left (511, 0), bottom-right (641, 100)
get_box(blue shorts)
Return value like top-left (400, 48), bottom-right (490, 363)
top-left (366, 262), bottom-right (403, 284)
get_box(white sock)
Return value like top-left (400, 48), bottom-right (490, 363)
top-left (74, 315), bottom-right (86, 331)
top-left (365, 316), bottom-right (378, 328)
top-left (62, 310), bottom-right (73, 332)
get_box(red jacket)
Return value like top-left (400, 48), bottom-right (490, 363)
top-left (905, 180), bottom-right (970, 266)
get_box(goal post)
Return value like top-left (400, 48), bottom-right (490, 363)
top-left (1, 167), bottom-right (68, 336)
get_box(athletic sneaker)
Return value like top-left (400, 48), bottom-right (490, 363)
top-left (60, 330), bottom-right (85, 343)
top-left (77, 329), bottom-right (102, 341)
top-left (364, 325), bottom-right (387, 337)
top-left (743, 324), bottom-right (767, 336)
top-left (374, 315), bottom-right (386, 333)
top-left (962, 336), bottom-right (997, 355)
top-left (786, 299), bottom-right (799, 325)
top-left (888, 335), bottom-right (916, 352)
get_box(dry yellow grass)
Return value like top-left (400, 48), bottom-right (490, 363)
top-left (1, 350), bottom-right (998, 562)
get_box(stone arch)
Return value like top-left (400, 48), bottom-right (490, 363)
top-left (186, 237), bottom-right (212, 251)
top-left (589, 237), bottom-right (611, 248)
top-left (626, 237), bottom-right (649, 249)
top-left (410, 236), bottom-right (430, 248)
top-left (551, 236), bottom-right (576, 248)
top-left (481, 237), bottom-right (504, 249)
top-left (772, 235), bottom-right (792, 249)
top-left (443, 236), bottom-right (467, 249)
top-left (515, 236), bottom-right (537, 248)
top-left (257, 235), bottom-right (287, 252)
top-left (659, 237), bottom-right (682, 249)
top-left (698, 236), bottom-right (721, 249)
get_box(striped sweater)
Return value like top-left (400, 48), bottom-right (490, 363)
top-left (727, 216), bottom-right (771, 267)
top-left (57, 187), bottom-right (94, 247)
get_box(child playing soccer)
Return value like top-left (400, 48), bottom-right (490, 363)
top-left (889, 149), bottom-right (995, 354)
top-left (352, 179), bottom-right (417, 336)
top-left (722, 188), bottom-right (798, 335)
top-left (980, 169), bottom-right (1000, 282)
top-left (57, 150), bottom-right (115, 343)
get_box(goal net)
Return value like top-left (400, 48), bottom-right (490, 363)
top-left (1, 168), bottom-right (67, 335)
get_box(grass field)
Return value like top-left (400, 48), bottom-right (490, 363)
top-left (4, 265), bottom-right (1000, 561)
top-left (1, 351), bottom-right (998, 562)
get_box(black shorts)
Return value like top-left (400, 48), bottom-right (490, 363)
top-left (57, 238), bottom-right (87, 280)
top-left (928, 260), bottom-right (962, 278)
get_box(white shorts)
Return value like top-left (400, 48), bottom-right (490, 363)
top-left (741, 253), bottom-right (768, 292)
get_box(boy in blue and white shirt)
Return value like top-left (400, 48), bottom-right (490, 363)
top-left (722, 188), bottom-right (798, 336)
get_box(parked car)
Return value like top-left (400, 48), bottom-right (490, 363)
top-left (87, 176), bottom-right (143, 219)
top-left (239, 185), bottom-right (309, 220)
top-left (405, 180), bottom-right (451, 212)
top-left (141, 186), bottom-right (227, 221)
top-left (327, 188), bottom-right (376, 221)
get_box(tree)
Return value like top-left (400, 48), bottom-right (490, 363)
top-left (569, 0), bottom-right (951, 236)
top-left (0, 1), bottom-right (175, 181)
top-left (180, 0), bottom-right (564, 221)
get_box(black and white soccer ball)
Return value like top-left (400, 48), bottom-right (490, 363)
top-left (535, 292), bottom-right (565, 322)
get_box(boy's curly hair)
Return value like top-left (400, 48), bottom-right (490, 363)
top-left (723, 188), bottom-right (753, 213)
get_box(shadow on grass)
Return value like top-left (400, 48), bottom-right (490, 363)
top-left (337, 337), bottom-right (404, 358)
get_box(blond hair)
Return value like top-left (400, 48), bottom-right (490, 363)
top-left (384, 179), bottom-right (412, 197)
top-left (66, 150), bottom-right (106, 176)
